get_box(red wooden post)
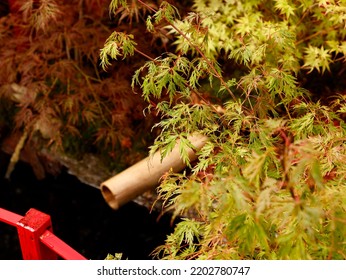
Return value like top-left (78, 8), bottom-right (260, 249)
top-left (16, 209), bottom-right (58, 260)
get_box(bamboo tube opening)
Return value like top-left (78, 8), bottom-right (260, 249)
top-left (100, 185), bottom-right (119, 210)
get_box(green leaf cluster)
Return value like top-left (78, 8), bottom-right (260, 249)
top-left (104, 0), bottom-right (346, 259)
top-left (100, 32), bottom-right (137, 70)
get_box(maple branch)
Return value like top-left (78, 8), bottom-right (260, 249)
top-left (137, 0), bottom-right (237, 101)
top-left (134, 48), bottom-right (155, 61)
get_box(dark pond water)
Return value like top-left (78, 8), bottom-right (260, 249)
top-left (0, 152), bottom-right (174, 260)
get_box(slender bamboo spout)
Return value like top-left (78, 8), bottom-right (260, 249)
top-left (100, 134), bottom-right (208, 210)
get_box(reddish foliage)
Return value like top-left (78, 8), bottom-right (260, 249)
top-left (0, 0), bottom-right (167, 171)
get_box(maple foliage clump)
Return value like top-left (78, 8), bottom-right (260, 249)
top-left (0, 0), bottom-right (165, 171)
top-left (1, 0), bottom-right (346, 260)
top-left (101, 0), bottom-right (346, 260)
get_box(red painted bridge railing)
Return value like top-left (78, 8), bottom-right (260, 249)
top-left (0, 208), bottom-right (87, 260)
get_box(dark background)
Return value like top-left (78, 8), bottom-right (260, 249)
top-left (0, 152), bottom-right (174, 260)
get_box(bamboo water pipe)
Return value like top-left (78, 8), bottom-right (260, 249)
top-left (100, 133), bottom-right (208, 210)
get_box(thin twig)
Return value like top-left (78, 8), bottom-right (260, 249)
top-left (5, 129), bottom-right (29, 179)
top-left (135, 48), bottom-right (156, 61)
top-left (71, 62), bottom-right (113, 128)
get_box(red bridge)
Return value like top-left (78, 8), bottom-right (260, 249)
top-left (0, 208), bottom-right (87, 260)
